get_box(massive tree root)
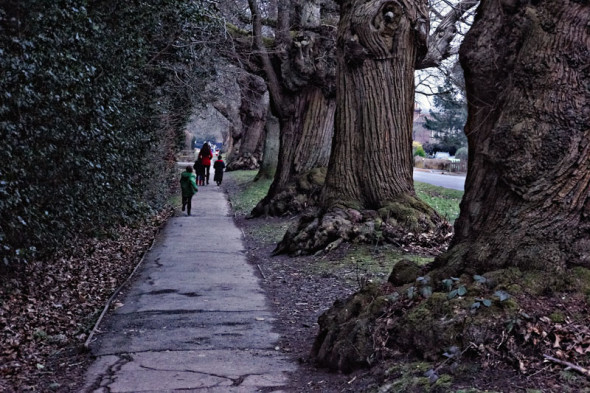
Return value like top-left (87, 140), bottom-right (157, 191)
top-left (251, 168), bottom-right (327, 217)
top-left (312, 261), bottom-right (590, 384)
top-left (226, 152), bottom-right (261, 171)
top-left (274, 195), bottom-right (452, 255)
top-left (311, 0), bottom-right (590, 388)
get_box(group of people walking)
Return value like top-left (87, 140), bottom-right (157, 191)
top-left (179, 142), bottom-right (226, 216)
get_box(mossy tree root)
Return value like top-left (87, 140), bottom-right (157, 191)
top-left (251, 168), bottom-right (327, 217)
top-left (313, 260), bottom-right (590, 375)
top-left (273, 194), bottom-right (452, 255)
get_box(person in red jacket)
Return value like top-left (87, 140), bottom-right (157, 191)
top-left (198, 142), bottom-right (213, 185)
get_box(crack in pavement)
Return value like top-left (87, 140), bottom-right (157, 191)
top-left (138, 364), bottom-right (263, 387)
top-left (86, 353), bottom-right (133, 393)
top-left (82, 186), bottom-right (297, 392)
top-left (111, 309), bottom-right (267, 315)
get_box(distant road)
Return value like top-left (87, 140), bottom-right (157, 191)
top-left (413, 169), bottom-right (466, 191)
top-left (178, 162), bottom-right (466, 191)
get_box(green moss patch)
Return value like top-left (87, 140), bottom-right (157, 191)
top-left (377, 362), bottom-right (453, 393)
top-left (306, 245), bottom-right (434, 288)
top-left (297, 167), bottom-right (327, 191)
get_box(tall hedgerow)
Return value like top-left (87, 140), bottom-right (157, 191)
top-left (0, 0), bottom-right (223, 267)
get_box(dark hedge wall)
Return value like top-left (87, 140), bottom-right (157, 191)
top-left (0, 0), bottom-right (222, 266)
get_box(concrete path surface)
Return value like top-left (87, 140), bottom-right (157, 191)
top-left (81, 179), bottom-right (297, 392)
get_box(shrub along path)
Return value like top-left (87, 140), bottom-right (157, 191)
top-left (81, 181), bottom-right (296, 392)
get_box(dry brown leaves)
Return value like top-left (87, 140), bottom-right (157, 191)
top-left (509, 310), bottom-right (590, 376)
top-left (397, 223), bottom-right (454, 256)
top-left (0, 208), bottom-right (172, 392)
top-left (372, 286), bottom-right (590, 388)
top-left (464, 293), bottom-right (590, 385)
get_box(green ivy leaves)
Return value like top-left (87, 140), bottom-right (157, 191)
top-left (0, 0), bottom-right (223, 266)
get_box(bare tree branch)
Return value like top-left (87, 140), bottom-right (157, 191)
top-left (248, 0), bottom-right (285, 118)
top-left (417, 0), bottom-right (479, 70)
top-left (276, 0), bottom-right (290, 45)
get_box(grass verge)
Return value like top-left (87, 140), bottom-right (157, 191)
top-left (308, 244), bottom-right (436, 289)
top-left (415, 181), bottom-right (463, 223)
top-left (225, 170), bottom-right (273, 216)
top-left (224, 170), bottom-right (463, 277)
top-left (225, 171), bottom-right (288, 245)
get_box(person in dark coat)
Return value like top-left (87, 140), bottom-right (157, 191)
top-left (193, 159), bottom-right (205, 186)
top-left (180, 166), bottom-right (198, 215)
top-left (213, 155), bottom-right (226, 186)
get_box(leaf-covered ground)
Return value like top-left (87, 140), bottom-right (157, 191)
top-left (0, 209), bottom-right (172, 392)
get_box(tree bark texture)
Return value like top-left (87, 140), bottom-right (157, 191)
top-left (252, 86), bottom-right (335, 216)
top-left (436, 0), bottom-right (590, 275)
top-left (226, 72), bottom-right (268, 171)
top-left (248, 0), bottom-right (286, 118)
top-left (246, 0), bottom-right (339, 216)
top-left (322, 0), bottom-right (429, 209)
top-left (254, 110), bottom-right (280, 180)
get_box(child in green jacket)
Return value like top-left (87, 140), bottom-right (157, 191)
top-left (180, 166), bottom-right (198, 216)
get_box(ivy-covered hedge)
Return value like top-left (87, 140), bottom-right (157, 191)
top-left (0, 0), bottom-right (222, 266)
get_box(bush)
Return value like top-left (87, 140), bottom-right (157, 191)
top-left (414, 157), bottom-right (451, 171)
top-left (0, 1), bottom-right (222, 266)
top-left (422, 142), bottom-right (459, 156)
top-left (413, 141), bottom-right (426, 157)
top-left (455, 147), bottom-right (468, 161)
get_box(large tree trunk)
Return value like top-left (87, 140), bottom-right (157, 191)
top-left (245, 0), bottom-right (478, 219)
top-left (276, 0), bottom-right (450, 254)
top-left (434, 0), bottom-right (590, 276)
top-left (247, 0), bottom-right (339, 217)
top-left (310, 0), bottom-right (590, 375)
top-left (252, 87), bottom-right (335, 216)
top-left (226, 73), bottom-right (268, 171)
top-left (322, 0), bottom-right (419, 208)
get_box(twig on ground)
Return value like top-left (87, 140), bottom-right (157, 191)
top-left (257, 264), bottom-right (266, 279)
top-left (434, 343), bottom-right (475, 372)
top-left (543, 354), bottom-right (590, 379)
top-left (527, 364), bottom-right (550, 378)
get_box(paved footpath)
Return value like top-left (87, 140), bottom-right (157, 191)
top-left (81, 178), bottom-right (297, 392)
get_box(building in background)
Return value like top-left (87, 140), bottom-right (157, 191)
top-left (412, 104), bottom-right (436, 145)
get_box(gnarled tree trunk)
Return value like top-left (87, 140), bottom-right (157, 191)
top-left (252, 87), bottom-right (335, 216)
top-left (434, 0), bottom-right (590, 276)
top-left (246, 0), bottom-right (339, 217)
top-left (311, 0), bottom-right (590, 375)
top-left (322, 0), bottom-right (420, 208)
top-left (276, 0), bottom-right (451, 254)
top-left (226, 73), bottom-right (268, 171)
